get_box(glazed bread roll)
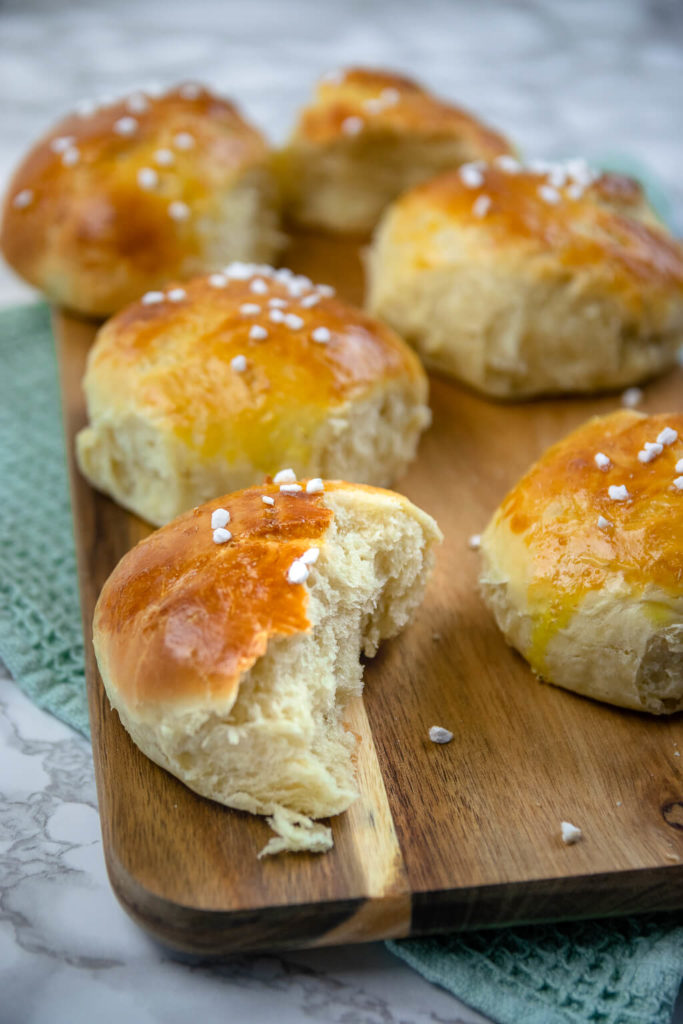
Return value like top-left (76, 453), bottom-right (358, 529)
top-left (76, 262), bottom-right (431, 525)
top-left (0, 83), bottom-right (281, 316)
top-left (479, 411), bottom-right (683, 714)
top-left (367, 159), bottom-right (683, 398)
top-left (93, 479), bottom-right (442, 855)
top-left (277, 67), bottom-right (513, 235)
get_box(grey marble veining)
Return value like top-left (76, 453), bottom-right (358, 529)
top-left (1, 2), bottom-right (682, 1022)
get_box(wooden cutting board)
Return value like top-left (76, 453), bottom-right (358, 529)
top-left (55, 233), bottom-right (683, 956)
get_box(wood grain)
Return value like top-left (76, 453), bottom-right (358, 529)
top-left (54, 232), bottom-right (683, 954)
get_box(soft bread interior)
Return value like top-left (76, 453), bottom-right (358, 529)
top-left (111, 487), bottom-right (440, 855)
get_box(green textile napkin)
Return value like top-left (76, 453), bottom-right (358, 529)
top-left (1, 302), bottom-right (681, 1024)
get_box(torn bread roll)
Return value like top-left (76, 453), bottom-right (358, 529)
top-left (76, 263), bottom-right (431, 526)
top-left (0, 83), bottom-right (281, 316)
top-left (479, 411), bottom-right (683, 714)
top-left (93, 479), bottom-right (442, 855)
top-left (367, 160), bottom-right (683, 398)
top-left (277, 66), bottom-right (513, 235)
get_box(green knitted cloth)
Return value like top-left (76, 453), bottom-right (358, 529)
top-left (1, 302), bottom-right (681, 1024)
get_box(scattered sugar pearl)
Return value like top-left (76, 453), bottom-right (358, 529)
top-left (472, 195), bottom-right (491, 218)
top-left (208, 273), bottom-right (227, 288)
top-left (168, 200), bottom-right (190, 221)
top-left (141, 290), bottom-right (164, 305)
top-left (230, 354), bottom-right (247, 373)
top-left (676, 459), bottom-right (683, 474)
top-left (50, 135), bottom-right (75, 153)
top-left (269, 309), bottom-right (285, 323)
top-left (75, 98), bottom-right (98, 116)
top-left (137, 167), bottom-right (159, 189)
top-left (342, 116), bottom-right (363, 135)
top-left (167, 287), bottom-right (186, 302)
top-left (173, 131), bottom-right (195, 150)
top-left (547, 166), bottom-right (567, 188)
top-left (284, 313), bottom-right (304, 330)
top-left (674, 477), bottom-right (683, 492)
top-left (657, 426), bottom-right (678, 446)
top-left (306, 478), bottom-right (324, 493)
top-left (12, 189), bottom-right (33, 210)
top-left (311, 327), bottom-right (331, 344)
top-left (597, 515), bottom-right (612, 530)
top-left (594, 452), bottom-right (611, 470)
top-left (240, 303), bottom-right (261, 315)
top-left (460, 163), bottom-right (484, 188)
top-left (268, 297), bottom-right (288, 308)
top-left (249, 325), bottom-right (268, 341)
top-left (61, 148), bottom-right (80, 167)
top-left (317, 284), bottom-right (335, 297)
top-left (301, 293), bottom-right (321, 308)
top-left (608, 484), bottom-right (630, 501)
top-left (566, 183), bottom-right (584, 201)
top-left (262, 495), bottom-right (275, 506)
top-left (287, 560), bottom-right (309, 584)
top-left (211, 508), bottom-right (230, 529)
top-left (225, 261), bottom-right (256, 279)
top-left (363, 97), bottom-right (386, 115)
top-left (621, 386), bottom-right (643, 408)
top-left (429, 726), bottom-right (453, 744)
top-left (280, 483), bottom-right (303, 493)
top-left (154, 148), bottom-right (175, 167)
top-left (468, 534), bottom-right (481, 550)
top-left (560, 821), bottom-right (582, 845)
top-left (126, 92), bottom-right (149, 113)
top-left (114, 116), bottom-right (138, 136)
top-left (274, 468), bottom-right (297, 484)
top-left (213, 527), bottom-right (232, 544)
top-left (300, 547), bottom-right (319, 565)
top-left (380, 87), bottom-right (399, 105)
top-left (638, 442), bottom-right (663, 463)
top-left (495, 154), bottom-right (521, 173)
top-left (179, 82), bottom-right (202, 100)
top-left (538, 184), bottom-right (561, 204)
top-left (250, 278), bottom-right (268, 295)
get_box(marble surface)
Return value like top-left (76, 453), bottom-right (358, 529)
top-left (1, 1), bottom-right (683, 1022)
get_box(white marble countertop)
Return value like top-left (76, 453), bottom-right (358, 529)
top-left (2, 1), bottom-right (682, 1022)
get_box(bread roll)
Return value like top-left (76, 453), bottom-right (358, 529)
top-left (479, 410), bottom-right (683, 714)
top-left (0, 83), bottom-right (281, 316)
top-left (367, 159), bottom-right (683, 398)
top-left (93, 479), bottom-right (442, 855)
top-left (277, 67), bottom-right (513, 235)
top-left (76, 262), bottom-right (431, 525)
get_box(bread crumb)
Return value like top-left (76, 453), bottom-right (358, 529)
top-left (560, 821), bottom-right (582, 844)
top-left (429, 726), bottom-right (453, 744)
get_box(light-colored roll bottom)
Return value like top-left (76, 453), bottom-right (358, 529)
top-left (77, 383), bottom-right (430, 526)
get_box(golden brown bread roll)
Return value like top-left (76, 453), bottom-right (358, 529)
top-left (93, 479), bottom-right (442, 855)
top-left (479, 411), bottom-right (683, 713)
top-left (0, 83), bottom-right (281, 316)
top-left (367, 159), bottom-right (683, 398)
top-left (76, 262), bottom-right (431, 525)
top-left (277, 67), bottom-right (513, 235)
